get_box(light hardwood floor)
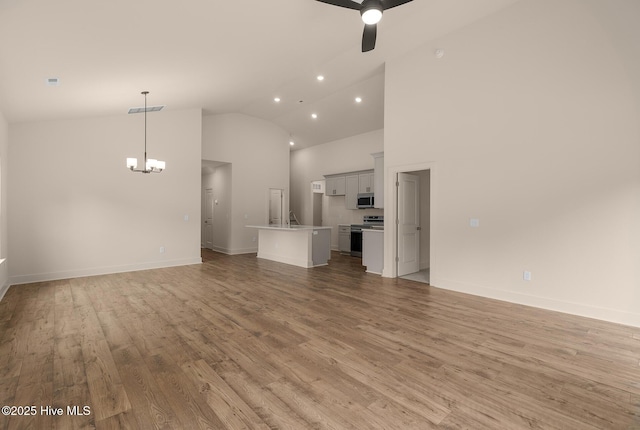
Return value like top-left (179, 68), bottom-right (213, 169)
top-left (1, 250), bottom-right (639, 429)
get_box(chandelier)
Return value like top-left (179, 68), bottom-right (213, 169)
top-left (126, 91), bottom-right (166, 173)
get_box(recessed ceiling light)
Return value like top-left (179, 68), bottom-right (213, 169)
top-left (316, 75), bottom-right (324, 82)
top-left (289, 140), bottom-right (295, 146)
top-left (355, 97), bottom-right (362, 103)
top-left (311, 113), bottom-right (318, 119)
top-left (274, 97), bottom-right (281, 102)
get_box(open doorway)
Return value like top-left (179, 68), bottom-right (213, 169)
top-left (201, 159), bottom-right (231, 254)
top-left (269, 188), bottom-right (284, 225)
top-left (396, 169), bottom-right (431, 284)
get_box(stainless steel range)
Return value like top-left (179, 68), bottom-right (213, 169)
top-left (350, 216), bottom-right (384, 257)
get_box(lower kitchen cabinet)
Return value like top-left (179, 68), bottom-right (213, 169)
top-left (338, 224), bottom-right (351, 254)
top-left (362, 229), bottom-right (383, 275)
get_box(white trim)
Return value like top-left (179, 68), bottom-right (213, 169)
top-left (210, 245), bottom-right (258, 255)
top-left (257, 251), bottom-right (315, 268)
top-left (8, 257), bottom-right (203, 286)
top-left (0, 258), bottom-right (8, 301)
top-left (0, 282), bottom-right (9, 301)
top-left (431, 277), bottom-right (640, 328)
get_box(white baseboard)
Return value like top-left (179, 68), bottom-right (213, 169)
top-left (0, 258), bottom-right (8, 300)
top-left (0, 282), bottom-right (9, 301)
top-left (8, 257), bottom-right (203, 286)
top-left (431, 276), bottom-right (640, 328)
top-left (257, 251), bottom-right (313, 268)
top-left (209, 245), bottom-right (257, 255)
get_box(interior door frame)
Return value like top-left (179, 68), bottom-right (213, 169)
top-left (204, 188), bottom-right (214, 250)
top-left (268, 188), bottom-right (285, 226)
top-left (383, 161), bottom-right (436, 279)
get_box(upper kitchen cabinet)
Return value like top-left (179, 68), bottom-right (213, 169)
top-left (372, 152), bottom-right (384, 208)
top-left (345, 175), bottom-right (359, 210)
top-left (358, 172), bottom-right (374, 194)
top-left (325, 175), bottom-right (346, 196)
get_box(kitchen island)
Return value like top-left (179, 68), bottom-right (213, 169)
top-left (246, 225), bottom-right (332, 268)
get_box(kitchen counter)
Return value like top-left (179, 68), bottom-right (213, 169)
top-left (246, 225), bottom-right (332, 268)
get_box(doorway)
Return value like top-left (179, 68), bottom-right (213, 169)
top-left (395, 168), bottom-right (431, 283)
top-left (204, 188), bottom-right (214, 250)
top-left (201, 159), bottom-right (231, 254)
top-left (269, 188), bottom-right (284, 225)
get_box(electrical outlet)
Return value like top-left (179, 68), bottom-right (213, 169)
top-left (523, 271), bottom-right (532, 281)
top-left (160, 246), bottom-right (165, 254)
top-left (470, 218), bottom-right (480, 228)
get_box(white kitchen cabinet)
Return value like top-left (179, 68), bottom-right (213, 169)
top-left (325, 175), bottom-right (346, 196)
top-left (358, 172), bottom-right (374, 194)
top-left (345, 175), bottom-right (359, 209)
top-left (372, 152), bottom-right (384, 208)
top-left (338, 224), bottom-right (351, 254)
top-left (363, 229), bottom-right (384, 274)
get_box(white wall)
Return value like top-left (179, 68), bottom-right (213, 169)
top-left (202, 113), bottom-right (290, 254)
top-left (201, 163), bottom-right (232, 253)
top-left (291, 129), bottom-right (384, 225)
top-left (290, 129), bottom-right (384, 248)
top-left (384, 0), bottom-right (640, 326)
top-left (8, 108), bottom-right (203, 284)
top-left (0, 111), bottom-right (8, 296)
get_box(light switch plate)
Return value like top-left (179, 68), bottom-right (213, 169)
top-left (470, 218), bottom-right (480, 228)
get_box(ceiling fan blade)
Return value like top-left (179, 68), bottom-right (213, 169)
top-left (362, 24), bottom-right (377, 52)
top-left (315, 0), bottom-right (361, 10)
top-left (382, 0), bottom-right (413, 10)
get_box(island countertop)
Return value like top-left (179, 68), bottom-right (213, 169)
top-left (246, 225), bottom-right (332, 231)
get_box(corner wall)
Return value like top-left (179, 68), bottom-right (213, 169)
top-left (8, 108), bottom-right (203, 284)
top-left (202, 113), bottom-right (290, 254)
top-left (384, 0), bottom-right (640, 326)
top-left (0, 111), bottom-right (8, 297)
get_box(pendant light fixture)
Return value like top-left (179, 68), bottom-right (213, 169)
top-left (126, 91), bottom-right (166, 174)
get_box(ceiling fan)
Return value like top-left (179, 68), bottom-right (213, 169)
top-left (315, 0), bottom-right (414, 52)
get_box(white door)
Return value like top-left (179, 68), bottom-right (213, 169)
top-left (397, 173), bottom-right (420, 276)
top-left (204, 189), bottom-right (214, 250)
top-left (269, 189), bottom-right (283, 225)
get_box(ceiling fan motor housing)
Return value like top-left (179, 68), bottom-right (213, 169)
top-left (361, 0), bottom-right (384, 24)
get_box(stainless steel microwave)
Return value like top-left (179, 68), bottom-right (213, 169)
top-left (356, 193), bottom-right (374, 209)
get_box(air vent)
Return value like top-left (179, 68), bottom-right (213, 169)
top-left (46, 77), bottom-right (60, 86)
top-left (128, 105), bottom-right (165, 114)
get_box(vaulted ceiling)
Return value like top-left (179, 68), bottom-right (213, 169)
top-left (0, 0), bottom-right (520, 149)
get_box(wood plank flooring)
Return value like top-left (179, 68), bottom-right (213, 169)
top-left (1, 250), bottom-right (640, 429)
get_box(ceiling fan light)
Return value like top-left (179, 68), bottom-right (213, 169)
top-left (361, 8), bottom-right (382, 25)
